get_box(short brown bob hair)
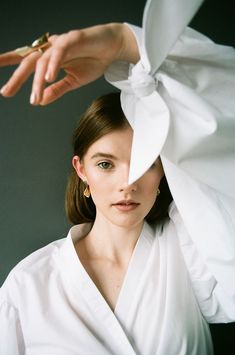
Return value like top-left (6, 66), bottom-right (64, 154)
top-left (65, 92), bottom-right (172, 225)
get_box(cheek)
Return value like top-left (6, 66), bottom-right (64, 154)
top-left (140, 171), bottom-right (162, 200)
top-left (86, 169), bottom-right (99, 183)
top-left (145, 183), bottom-right (158, 200)
top-left (85, 168), bottom-right (113, 197)
top-left (144, 171), bottom-right (162, 189)
top-left (86, 170), bottom-right (101, 191)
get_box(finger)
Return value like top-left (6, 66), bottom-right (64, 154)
top-left (30, 51), bottom-right (51, 105)
top-left (0, 34), bottom-right (57, 68)
top-left (40, 74), bottom-right (81, 105)
top-left (45, 47), bottom-right (66, 83)
top-left (45, 35), bottom-right (69, 83)
top-left (0, 51), bottom-right (22, 67)
top-left (1, 52), bottom-right (40, 97)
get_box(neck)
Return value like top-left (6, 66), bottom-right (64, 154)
top-left (85, 215), bottom-right (144, 264)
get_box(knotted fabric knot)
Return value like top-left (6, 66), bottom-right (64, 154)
top-left (129, 62), bottom-right (157, 98)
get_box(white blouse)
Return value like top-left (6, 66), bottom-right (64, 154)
top-left (1, 0), bottom-right (235, 353)
top-left (2, 203), bottom-right (230, 355)
top-left (105, 0), bottom-right (235, 325)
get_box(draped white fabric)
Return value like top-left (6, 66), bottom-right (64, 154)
top-left (1, 1), bottom-right (235, 353)
top-left (0, 219), bottom-right (215, 355)
top-left (105, 0), bottom-right (235, 303)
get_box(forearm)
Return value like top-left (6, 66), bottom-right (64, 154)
top-left (109, 23), bottom-right (140, 64)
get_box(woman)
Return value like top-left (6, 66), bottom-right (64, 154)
top-left (0, 92), bottom-right (214, 354)
top-left (1, 0), bottom-right (235, 353)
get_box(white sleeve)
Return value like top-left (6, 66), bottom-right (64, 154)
top-left (106, 23), bottom-right (235, 196)
top-left (169, 203), bottom-right (235, 323)
top-left (105, 0), bottom-right (235, 322)
top-left (0, 289), bottom-right (25, 355)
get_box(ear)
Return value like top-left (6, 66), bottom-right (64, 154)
top-left (72, 155), bottom-right (86, 181)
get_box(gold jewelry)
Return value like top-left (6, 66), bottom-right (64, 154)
top-left (83, 184), bottom-right (91, 198)
top-left (15, 32), bottom-right (49, 58)
top-left (157, 188), bottom-right (160, 196)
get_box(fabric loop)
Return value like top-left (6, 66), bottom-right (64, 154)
top-left (129, 62), bottom-right (157, 98)
top-left (105, 0), bottom-right (235, 313)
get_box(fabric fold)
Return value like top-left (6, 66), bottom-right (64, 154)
top-left (105, 0), bottom-right (235, 304)
top-left (142, 0), bottom-right (204, 72)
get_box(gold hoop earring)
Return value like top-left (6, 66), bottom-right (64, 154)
top-left (83, 182), bottom-right (91, 198)
top-left (157, 188), bottom-right (160, 196)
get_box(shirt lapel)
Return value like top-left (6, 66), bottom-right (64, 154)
top-left (114, 222), bottom-right (155, 325)
top-left (60, 224), bottom-right (138, 355)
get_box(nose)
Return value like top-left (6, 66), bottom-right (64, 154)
top-left (119, 180), bottom-right (137, 193)
top-left (118, 165), bottom-right (137, 193)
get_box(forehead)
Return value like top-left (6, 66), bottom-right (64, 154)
top-left (85, 126), bottom-right (133, 159)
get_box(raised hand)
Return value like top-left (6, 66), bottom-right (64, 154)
top-left (0, 23), bottom-right (139, 105)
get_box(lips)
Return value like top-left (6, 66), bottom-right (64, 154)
top-left (112, 200), bottom-right (140, 212)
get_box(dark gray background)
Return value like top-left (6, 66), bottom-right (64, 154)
top-left (0, 0), bottom-right (234, 351)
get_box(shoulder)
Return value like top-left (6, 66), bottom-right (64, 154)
top-left (1, 237), bottom-right (66, 305)
top-left (9, 237), bottom-right (65, 274)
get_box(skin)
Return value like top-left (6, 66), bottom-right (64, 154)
top-left (0, 21), bottom-right (159, 310)
top-left (72, 125), bottom-right (164, 310)
top-left (0, 22), bottom-right (150, 310)
top-left (0, 23), bottom-right (139, 105)
top-left (0, 23), bottom-right (159, 310)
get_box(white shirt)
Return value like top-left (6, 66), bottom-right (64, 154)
top-left (1, 203), bottom-right (223, 355)
top-left (105, 0), bottom-right (235, 325)
top-left (1, 0), bottom-right (235, 353)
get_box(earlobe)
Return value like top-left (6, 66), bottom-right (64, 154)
top-left (72, 155), bottom-right (86, 181)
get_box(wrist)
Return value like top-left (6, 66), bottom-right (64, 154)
top-left (109, 23), bottom-right (140, 64)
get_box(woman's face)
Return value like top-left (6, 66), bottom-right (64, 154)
top-left (73, 125), bottom-right (164, 229)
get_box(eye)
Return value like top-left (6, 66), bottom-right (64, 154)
top-left (97, 161), bottom-right (113, 170)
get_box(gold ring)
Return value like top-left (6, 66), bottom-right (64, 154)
top-left (15, 32), bottom-right (49, 57)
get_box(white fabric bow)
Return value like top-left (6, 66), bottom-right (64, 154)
top-left (106, 0), bottom-right (205, 184)
top-left (106, 0), bottom-right (235, 195)
top-left (105, 0), bottom-right (235, 306)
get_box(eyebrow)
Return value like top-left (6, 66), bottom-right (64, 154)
top-left (91, 152), bottom-right (118, 160)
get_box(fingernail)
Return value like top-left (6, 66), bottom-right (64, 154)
top-left (45, 72), bottom-right (51, 82)
top-left (30, 92), bottom-right (37, 105)
top-left (0, 85), bottom-right (8, 95)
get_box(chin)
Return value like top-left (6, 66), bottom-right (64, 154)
top-left (108, 215), bottom-right (144, 229)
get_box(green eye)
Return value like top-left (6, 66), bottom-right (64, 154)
top-left (98, 161), bottom-right (113, 170)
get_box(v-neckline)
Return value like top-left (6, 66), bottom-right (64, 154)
top-left (71, 221), bottom-right (154, 313)
top-left (59, 221), bottom-right (155, 355)
top-left (114, 222), bottom-right (155, 319)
